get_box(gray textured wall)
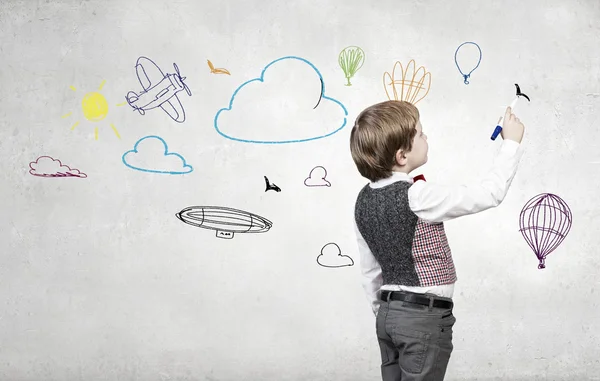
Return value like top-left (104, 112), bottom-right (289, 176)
top-left (1, 0), bottom-right (599, 380)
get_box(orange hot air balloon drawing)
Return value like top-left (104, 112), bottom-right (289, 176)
top-left (383, 59), bottom-right (431, 105)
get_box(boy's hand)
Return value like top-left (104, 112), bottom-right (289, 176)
top-left (500, 106), bottom-right (525, 143)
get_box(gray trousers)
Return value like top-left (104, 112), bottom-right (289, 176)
top-left (375, 296), bottom-right (456, 381)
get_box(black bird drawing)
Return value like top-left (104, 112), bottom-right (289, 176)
top-left (264, 176), bottom-right (281, 192)
top-left (515, 83), bottom-right (530, 102)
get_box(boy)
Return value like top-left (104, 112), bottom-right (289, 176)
top-left (350, 100), bottom-right (525, 381)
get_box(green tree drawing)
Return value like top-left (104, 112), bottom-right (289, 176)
top-left (338, 46), bottom-right (365, 86)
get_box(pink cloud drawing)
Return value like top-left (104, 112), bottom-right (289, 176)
top-left (29, 156), bottom-right (87, 178)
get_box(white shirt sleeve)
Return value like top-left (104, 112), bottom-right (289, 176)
top-left (409, 139), bottom-right (525, 223)
top-left (355, 222), bottom-right (383, 316)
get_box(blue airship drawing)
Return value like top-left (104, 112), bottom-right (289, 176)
top-left (175, 206), bottom-right (273, 239)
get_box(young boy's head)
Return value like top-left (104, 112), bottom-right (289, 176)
top-left (350, 100), bottom-right (428, 182)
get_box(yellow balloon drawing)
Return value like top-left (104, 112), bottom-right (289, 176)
top-left (82, 92), bottom-right (109, 121)
top-left (62, 80), bottom-right (125, 140)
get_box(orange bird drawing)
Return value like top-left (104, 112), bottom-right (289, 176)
top-left (207, 60), bottom-right (231, 75)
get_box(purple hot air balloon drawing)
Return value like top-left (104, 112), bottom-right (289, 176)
top-left (519, 193), bottom-right (572, 269)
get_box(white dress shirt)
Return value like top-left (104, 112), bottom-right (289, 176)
top-left (355, 139), bottom-right (525, 315)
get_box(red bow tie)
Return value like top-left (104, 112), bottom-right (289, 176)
top-left (413, 174), bottom-right (426, 182)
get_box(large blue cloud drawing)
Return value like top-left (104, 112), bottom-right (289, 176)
top-left (122, 135), bottom-right (193, 174)
top-left (214, 56), bottom-right (348, 144)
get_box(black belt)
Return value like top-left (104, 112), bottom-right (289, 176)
top-left (380, 290), bottom-right (453, 309)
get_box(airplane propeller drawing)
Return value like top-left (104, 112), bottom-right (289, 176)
top-left (126, 56), bottom-right (192, 123)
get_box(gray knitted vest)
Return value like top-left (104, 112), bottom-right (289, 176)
top-left (354, 181), bottom-right (421, 286)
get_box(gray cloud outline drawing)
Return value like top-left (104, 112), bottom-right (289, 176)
top-left (316, 242), bottom-right (354, 268)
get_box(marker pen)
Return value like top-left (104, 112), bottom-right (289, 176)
top-left (490, 97), bottom-right (519, 141)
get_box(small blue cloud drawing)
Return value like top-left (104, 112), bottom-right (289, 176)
top-left (122, 135), bottom-right (193, 174)
top-left (214, 56), bottom-right (348, 144)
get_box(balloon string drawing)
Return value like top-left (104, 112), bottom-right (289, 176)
top-left (126, 56), bottom-right (192, 123)
top-left (207, 59), bottom-right (231, 75)
top-left (383, 59), bottom-right (431, 105)
top-left (264, 176), bottom-right (281, 192)
top-left (29, 156), bottom-right (87, 178)
top-left (62, 80), bottom-right (123, 140)
top-left (519, 193), bottom-right (572, 269)
top-left (176, 206), bottom-right (272, 239)
top-left (338, 46), bottom-right (365, 86)
top-left (317, 242), bottom-right (354, 268)
top-left (213, 55), bottom-right (348, 144)
top-left (304, 165), bottom-right (331, 187)
top-left (454, 41), bottom-right (482, 85)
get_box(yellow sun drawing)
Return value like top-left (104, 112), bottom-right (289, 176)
top-left (62, 80), bottom-right (126, 140)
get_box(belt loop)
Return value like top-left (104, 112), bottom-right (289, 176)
top-left (386, 291), bottom-right (392, 303)
top-left (428, 296), bottom-right (434, 311)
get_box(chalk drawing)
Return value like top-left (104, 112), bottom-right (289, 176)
top-left (207, 59), bottom-right (231, 75)
top-left (383, 59), bottom-right (431, 104)
top-left (29, 156), bottom-right (87, 178)
top-left (304, 166), bottom-right (331, 187)
top-left (339, 46), bottom-right (365, 86)
top-left (122, 135), bottom-right (193, 174)
top-left (62, 80), bottom-right (123, 140)
top-left (214, 56), bottom-right (348, 144)
top-left (176, 206), bottom-right (273, 239)
top-left (454, 42), bottom-right (482, 85)
top-left (264, 176), bottom-right (281, 192)
top-left (519, 193), bottom-right (572, 269)
top-left (126, 56), bottom-right (191, 123)
top-left (317, 242), bottom-right (354, 268)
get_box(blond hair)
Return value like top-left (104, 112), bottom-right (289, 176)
top-left (350, 100), bottom-right (420, 182)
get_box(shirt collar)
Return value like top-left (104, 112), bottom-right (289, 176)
top-left (370, 171), bottom-right (413, 189)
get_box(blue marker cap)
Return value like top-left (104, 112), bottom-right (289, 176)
top-left (490, 125), bottom-right (502, 140)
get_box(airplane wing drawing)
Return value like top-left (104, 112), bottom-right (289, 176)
top-left (160, 97), bottom-right (186, 123)
top-left (135, 56), bottom-right (165, 91)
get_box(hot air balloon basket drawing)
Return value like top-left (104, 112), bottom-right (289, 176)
top-left (176, 206), bottom-right (273, 239)
top-left (383, 59), bottom-right (431, 105)
top-left (518, 193), bottom-right (572, 269)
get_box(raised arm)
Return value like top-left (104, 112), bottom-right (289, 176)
top-left (409, 139), bottom-right (525, 223)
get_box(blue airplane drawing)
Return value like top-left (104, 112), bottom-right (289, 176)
top-left (126, 56), bottom-right (192, 123)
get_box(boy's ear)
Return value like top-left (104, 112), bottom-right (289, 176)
top-left (394, 149), bottom-right (408, 166)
